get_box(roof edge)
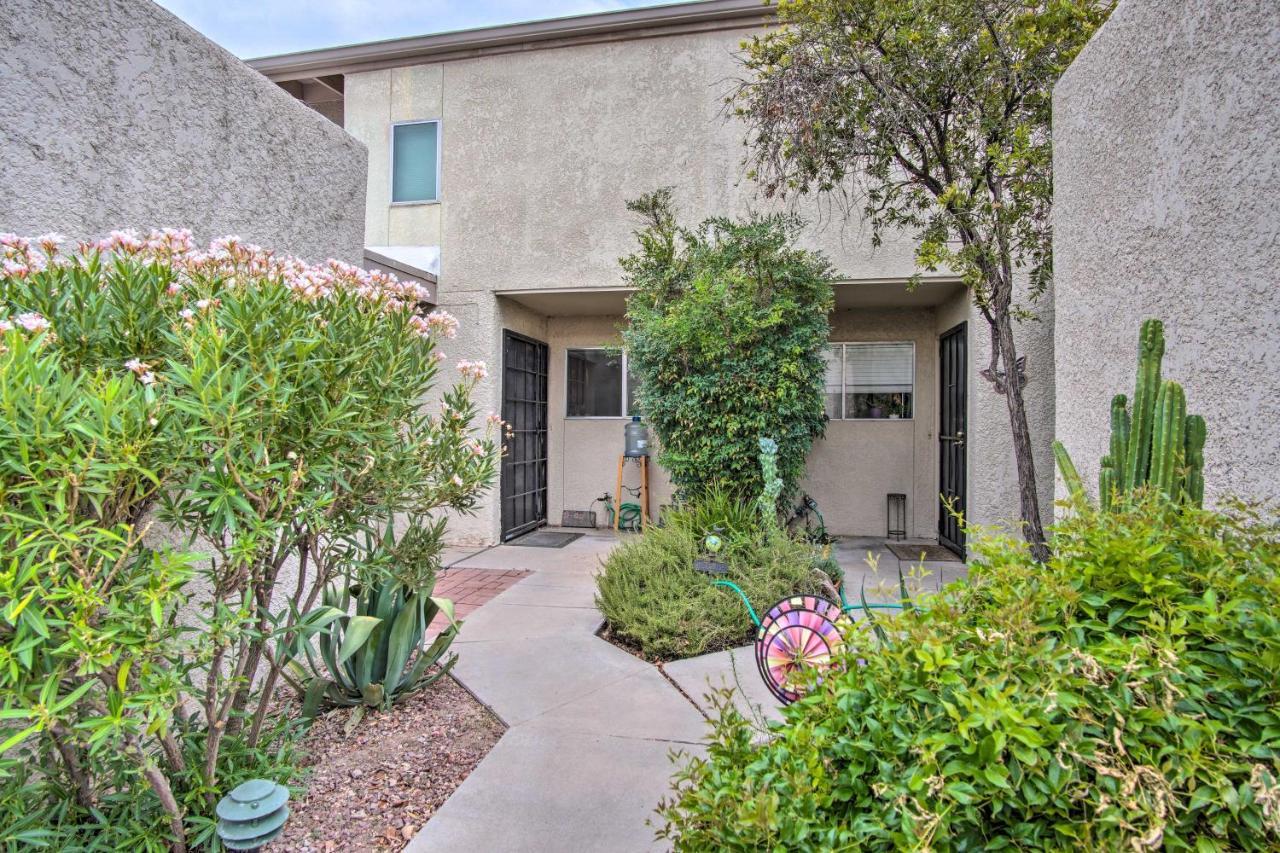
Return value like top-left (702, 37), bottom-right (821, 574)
top-left (247, 0), bottom-right (774, 80)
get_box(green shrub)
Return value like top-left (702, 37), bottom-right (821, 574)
top-left (658, 496), bottom-right (1280, 850)
top-left (0, 231), bottom-right (498, 850)
top-left (620, 190), bottom-right (834, 504)
top-left (595, 503), bottom-right (828, 660)
top-left (662, 483), bottom-right (761, 548)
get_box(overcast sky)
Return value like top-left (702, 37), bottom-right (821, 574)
top-left (155, 0), bottom-right (670, 59)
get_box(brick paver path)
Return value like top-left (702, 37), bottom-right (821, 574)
top-left (429, 568), bottom-right (531, 634)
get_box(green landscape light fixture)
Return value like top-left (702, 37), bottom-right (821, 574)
top-left (215, 779), bottom-right (290, 851)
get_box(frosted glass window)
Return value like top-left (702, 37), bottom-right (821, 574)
top-left (391, 121), bottom-right (439, 203)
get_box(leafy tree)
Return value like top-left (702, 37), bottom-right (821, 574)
top-left (621, 190), bottom-right (834, 505)
top-left (731, 0), bottom-right (1113, 560)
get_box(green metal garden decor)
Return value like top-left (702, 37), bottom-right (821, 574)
top-left (786, 493), bottom-right (831, 544)
top-left (694, 537), bottom-right (909, 705)
top-left (215, 779), bottom-right (290, 851)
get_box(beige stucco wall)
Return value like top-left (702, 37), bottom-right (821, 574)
top-left (1052, 0), bottom-right (1280, 508)
top-left (345, 25), bottom-right (926, 292)
top-left (0, 0), bottom-right (366, 263)
top-left (965, 289), bottom-right (1056, 536)
top-left (541, 308), bottom-right (952, 539)
top-left (803, 309), bottom-right (938, 538)
top-left (546, 316), bottom-right (677, 528)
top-left (341, 21), bottom-right (1057, 544)
top-left (344, 67), bottom-right (444, 249)
top-left (445, 286), bottom-right (1053, 545)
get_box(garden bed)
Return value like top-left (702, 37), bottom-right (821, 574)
top-left (266, 676), bottom-right (504, 852)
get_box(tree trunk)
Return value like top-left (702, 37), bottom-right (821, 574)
top-left (49, 724), bottom-right (94, 811)
top-left (140, 762), bottom-right (188, 853)
top-left (991, 310), bottom-right (1050, 562)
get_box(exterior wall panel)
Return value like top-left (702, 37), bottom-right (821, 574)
top-left (0, 0), bottom-right (365, 262)
top-left (1053, 0), bottom-right (1280, 508)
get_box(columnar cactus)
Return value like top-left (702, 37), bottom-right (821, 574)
top-left (1108, 394), bottom-right (1130, 493)
top-left (1149, 380), bottom-right (1187, 496)
top-left (1098, 455), bottom-right (1117, 512)
top-left (1124, 319), bottom-right (1165, 491)
top-left (1054, 318), bottom-right (1207, 511)
top-left (1184, 414), bottom-right (1207, 507)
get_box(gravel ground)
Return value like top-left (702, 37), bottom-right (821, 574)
top-left (265, 676), bottom-right (505, 852)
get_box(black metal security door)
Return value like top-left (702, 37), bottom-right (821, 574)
top-left (500, 330), bottom-right (549, 541)
top-left (938, 322), bottom-right (967, 557)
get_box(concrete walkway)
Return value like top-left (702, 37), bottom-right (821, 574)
top-left (408, 531), bottom-right (966, 852)
top-left (407, 532), bottom-right (706, 853)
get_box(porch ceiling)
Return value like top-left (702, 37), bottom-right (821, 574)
top-left (833, 277), bottom-right (964, 309)
top-left (496, 287), bottom-right (631, 316)
top-left (497, 277), bottom-right (964, 318)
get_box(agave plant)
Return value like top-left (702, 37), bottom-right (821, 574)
top-left (293, 576), bottom-right (460, 722)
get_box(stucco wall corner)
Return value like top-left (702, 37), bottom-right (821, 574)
top-left (1051, 0), bottom-right (1280, 509)
top-left (0, 0), bottom-right (367, 263)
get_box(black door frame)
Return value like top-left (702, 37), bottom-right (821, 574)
top-left (938, 322), bottom-right (967, 557)
top-left (500, 330), bottom-right (549, 541)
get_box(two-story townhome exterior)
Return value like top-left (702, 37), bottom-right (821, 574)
top-left (250, 0), bottom-right (1055, 549)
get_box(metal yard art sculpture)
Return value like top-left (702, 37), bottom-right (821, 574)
top-left (692, 434), bottom-right (915, 704)
top-left (695, 533), bottom-right (908, 705)
top-left (754, 593), bottom-right (850, 704)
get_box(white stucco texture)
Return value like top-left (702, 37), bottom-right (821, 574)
top-left (1052, 0), bottom-right (1280, 507)
top-left (0, 0), bottom-right (367, 262)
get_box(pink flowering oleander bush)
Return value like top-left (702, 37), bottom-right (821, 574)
top-left (0, 230), bottom-right (499, 851)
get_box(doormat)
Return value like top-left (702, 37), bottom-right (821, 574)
top-left (509, 531), bottom-right (582, 548)
top-left (886, 542), bottom-right (963, 563)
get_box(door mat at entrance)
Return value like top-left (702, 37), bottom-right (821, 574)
top-left (886, 542), bottom-right (963, 563)
top-left (509, 531), bottom-right (582, 548)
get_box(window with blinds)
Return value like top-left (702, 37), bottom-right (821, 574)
top-left (391, 121), bottom-right (440, 203)
top-left (823, 342), bottom-right (914, 419)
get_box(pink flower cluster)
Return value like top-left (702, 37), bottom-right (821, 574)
top-left (91, 227), bottom-right (194, 256)
top-left (0, 310), bottom-right (54, 351)
top-left (456, 360), bottom-right (488, 381)
top-left (124, 357), bottom-right (157, 386)
top-left (1, 232), bottom-right (66, 277)
top-left (408, 309), bottom-right (459, 340)
top-left (2, 229), bottom-right (450, 334)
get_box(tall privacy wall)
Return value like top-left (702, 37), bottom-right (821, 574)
top-left (0, 0), bottom-right (366, 262)
top-left (1052, 0), bottom-right (1280, 507)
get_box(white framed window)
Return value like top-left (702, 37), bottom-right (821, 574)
top-left (823, 342), bottom-right (915, 420)
top-left (390, 120), bottom-right (440, 204)
top-left (566, 348), bottom-right (640, 418)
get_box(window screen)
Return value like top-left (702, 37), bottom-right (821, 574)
top-left (391, 121), bottom-right (439, 203)
top-left (567, 349), bottom-right (624, 417)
